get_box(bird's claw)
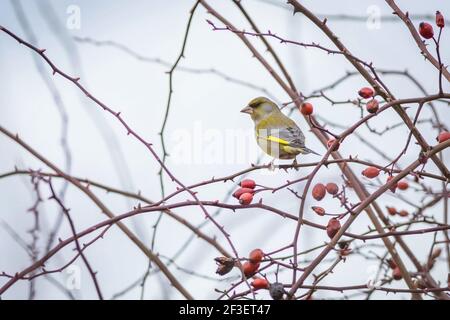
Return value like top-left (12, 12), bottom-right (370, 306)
top-left (268, 160), bottom-right (276, 171)
top-left (292, 158), bottom-right (299, 171)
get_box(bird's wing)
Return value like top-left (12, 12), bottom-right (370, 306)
top-left (256, 114), bottom-right (305, 148)
top-left (278, 125), bottom-right (305, 148)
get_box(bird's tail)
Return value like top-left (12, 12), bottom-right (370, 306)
top-left (300, 147), bottom-right (321, 156)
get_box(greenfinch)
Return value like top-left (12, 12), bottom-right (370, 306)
top-left (241, 97), bottom-right (319, 161)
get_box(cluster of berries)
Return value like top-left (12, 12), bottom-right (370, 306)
top-left (232, 179), bottom-right (256, 205)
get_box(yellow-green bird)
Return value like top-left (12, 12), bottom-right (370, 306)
top-left (241, 97), bottom-right (320, 163)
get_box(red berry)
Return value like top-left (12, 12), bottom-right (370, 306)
top-left (312, 206), bottom-right (325, 216)
top-left (300, 102), bottom-right (313, 115)
top-left (243, 261), bottom-right (260, 277)
top-left (251, 278), bottom-right (269, 290)
top-left (398, 210), bottom-right (408, 217)
top-left (437, 131), bottom-right (450, 143)
top-left (326, 218), bottom-right (341, 239)
top-left (327, 139), bottom-right (340, 151)
top-left (366, 99), bottom-right (379, 114)
top-left (362, 167), bottom-right (380, 179)
top-left (312, 183), bottom-right (326, 201)
top-left (387, 258), bottom-right (397, 269)
top-left (419, 22), bottom-right (434, 39)
top-left (239, 192), bottom-right (253, 205)
top-left (249, 249), bottom-right (264, 264)
top-left (233, 188), bottom-right (254, 199)
top-left (240, 179), bottom-right (256, 189)
top-left (392, 267), bottom-right (402, 280)
top-left (397, 181), bottom-right (409, 190)
top-left (326, 183), bottom-right (339, 195)
top-left (386, 206), bottom-right (397, 216)
top-left (358, 87), bottom-right (374, 99)
top-left (436, 11), bottom-right (445, 28)
top-left (387, 176), bottom-right (398, 193)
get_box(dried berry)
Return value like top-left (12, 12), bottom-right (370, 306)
top-left (269, 282), bottom-right (285, 300)
top-left (249, 249), bottom-right (264, 264)
top-left (240, 179), bottom-right (256, 189)
top-left (326, 182), bottom-right (339, 195)
top-left (436, 11), bottom-right (445, 28)
top-left (251, 278), bottom-right (269, 290)
top-left (358, 87), bottom-right (374, 99)
top-left (326, 218), bottom-right (341, 239)
top-left (366, 99), bottom-right (379, 114)
top-left (362, 167), bottom-right (380, 178)
top-left (338, 241), bottom-right (349, 250)
top-left (239, 192), bottom-right (254, 205)
top-left (312, 206), bottom-right (325, 216)
top-left (419, 22), bottom-right (434, 39)
top-left (300, 102), bottom-right (314, 115)
top-left (312, 183), bottom-right (326, 201)
top-left (215, 257), bottom-right (235, 276)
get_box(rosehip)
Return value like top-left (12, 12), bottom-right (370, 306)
top-left (387, 258), bottom-right (397, 269)
top-left (242, 261), bottom-right (260, 277)
top-left (358, 87), bottom-right (374, 99)
top-left (239, 192), bottom-right (253, 205)
top-left (397, 181), bottom-right (409, 190)
top-left (300, 102), bottom-right (313, 115)
top-left (366, 99), bottom-right (379, 114)
top-left (251, 278), bottom-right (269, 290)
top-left (436, 11), bottom-right (445, 28)
top-left (312, 206), bottom-right (325, 216)
top-left (362, 166), bottom-right (380, 179)
top-left (326, 182), bottom-right (339, 195)
top-left (387, 176), bottom-right (398, 193)
top-left (239, 179), bottom-right (256, 189)
top-left (326, 218), bottom-right (341, 239)
top-left (249, 249), bottom-right (264, 264)
top-left (392, 267), bottom-right (402, 280)
top-left (327, 138), bottom-right (340, 151)
top-left (398, 210), bottom-right (408, 217)
top-left (437, 131), bottom-right (450, 143)
top-left (419, 22), bottom-right (434, 39)
top-left (312, 183), bottom-right (326, 201)
top-left (233, 188), bottom-right (254, 199)
top-left (386, 206), bottom-right (397, 216)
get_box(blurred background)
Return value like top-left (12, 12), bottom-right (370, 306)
top-left (0, 0), bottom-right (449, 299)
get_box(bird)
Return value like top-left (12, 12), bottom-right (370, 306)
top-left (241, 97), bottom-right (320, 167)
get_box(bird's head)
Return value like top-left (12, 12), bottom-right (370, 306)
top-left (241, 97), bottom-right (279, 121)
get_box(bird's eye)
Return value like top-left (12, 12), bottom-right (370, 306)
top-left (263, 104), bottom-right (273, 112)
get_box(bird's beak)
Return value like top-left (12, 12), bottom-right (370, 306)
top-left (240, 106), bottom-right (253, 114)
